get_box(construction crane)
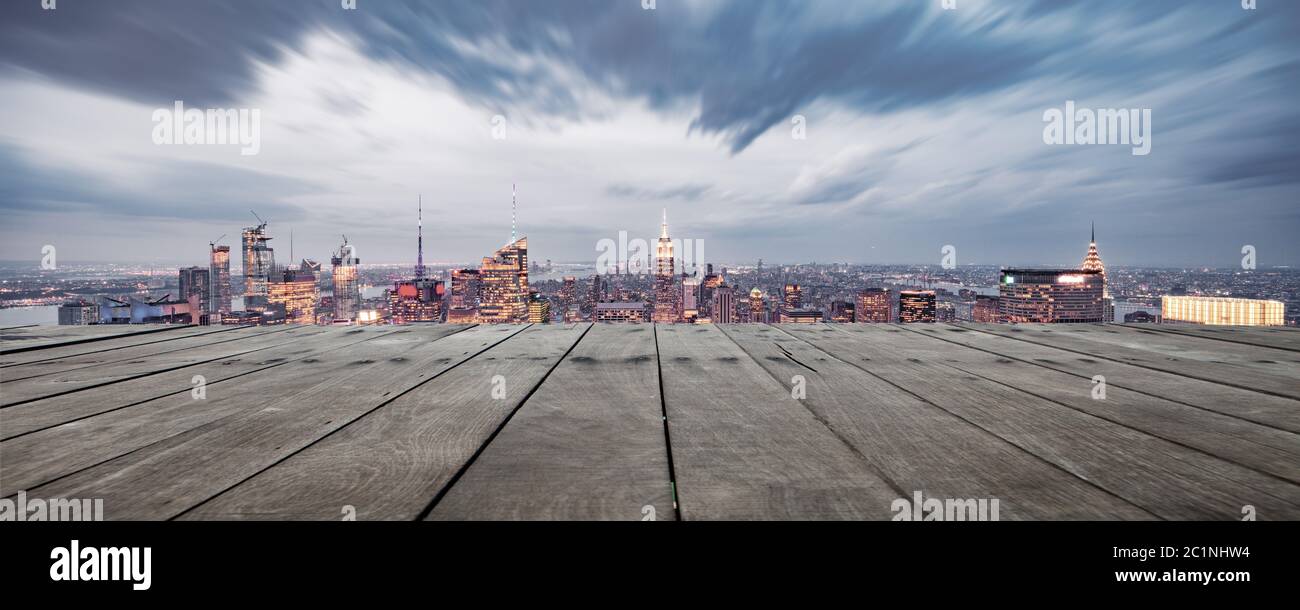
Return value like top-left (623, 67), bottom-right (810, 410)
top-left (250, 210), bottom-right (267, 229)
top-left (209, 234), bottom-right (225, 248)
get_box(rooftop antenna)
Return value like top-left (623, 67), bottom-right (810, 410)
top-left (416, 194), bottom-right (425, 279)
top-left (511, 183), bottom-right (517, 244)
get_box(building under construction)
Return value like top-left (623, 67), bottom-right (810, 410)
top-left (331, 237), bottom-right (361, 322)
top-left (241, 218), bottom-right (274, 309)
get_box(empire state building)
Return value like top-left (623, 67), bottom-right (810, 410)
top-left (652, 209), bottom-right (679, 323)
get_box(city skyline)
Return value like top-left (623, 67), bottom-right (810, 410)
top-left (2, 1), bottom-right (1298, 267)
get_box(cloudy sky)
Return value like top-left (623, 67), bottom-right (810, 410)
top-left (1, 0), bottom-right (1297, 268)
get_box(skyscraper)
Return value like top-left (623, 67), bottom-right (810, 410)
top-left (998, 269), bottom-right (1104, 323)
top-left (478, 237), bottom-right (529, 323)
top-left (682, 276), bottom-right (701, 323)
top-left (560, 276), bottom-right (576, 313)
top-left (652, 209), bottom-right (678, 323)
top-left (178, 266), bottom-right (211, 316)
top-left (448, 268), bottom-right (481, 323)
top-left (899, 290), bottom-right (937, 323)
top-left (415, 195), bottom-right (427, 280)
top-left (749, 288), bottom-right (766, 323)
top-left (713, 284), bottom-right (736, 323)
top-left (209, 242), bottom-right (232, 314)
top-left (856, 288), bottom-right (891, 323)
top-left (587, 274), bottom-right (604, 319)
top-left (241, 219), bottom-right (274, 309)
top-left (269, 260), bottom-right (320, 325)
top-left (783, 284), bottom-right (803, 310)
top-left (389, 278), bottom-right (444, 323)
top-left (331, 236), bottom-right (361, 322)
top-left (528, 292), bottom-right (551, 323)
top-left (1081, 222), bottom-right (1107, 297)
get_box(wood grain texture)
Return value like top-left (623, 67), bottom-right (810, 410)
top-left (178, 324), bottom-right (582, 521)
top-left (0, 324), bottom-right (201, 355)
top-left (653, 324), bottom-right (900, 520)
top-left (786, 324), bottom-right (1300, 519)
top-left (1124, 324), bottom-right (1300, 353)
top-left (428, 323), bottom-right (673, 520)
top-left (0, 326), bottom-right (308, 406)
top-left (719, 324), bottom-right (1151, 520)
top-left (972, 324), bottom-right (1300, 400)
top-left (1, 326), bottom-right (475, 506)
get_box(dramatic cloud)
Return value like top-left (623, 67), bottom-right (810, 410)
top-left (0, 0), bottom-right (1297, 267)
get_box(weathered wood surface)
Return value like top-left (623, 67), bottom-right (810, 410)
top-left (0, 326), bottom-right (308, 407)
top-left (972, 324), bottom-right (1300, 400)
top-left (428, 323), bottom-right (673, 520)
top-left (183, 324), bottom-right (580, 520)
top-left (654, 324), bottom-right (899, 520)
top-left (2, 321), bottom-right (1297, 520)
top-left (718, 324), bottom-right (1151, 519)
top-left (0, 324), bottom-right (203, 355)
top-left (782, 324), bottom-right (1300, 519)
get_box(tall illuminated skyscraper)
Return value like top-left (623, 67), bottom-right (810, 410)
top-left (1081, 222), bottom-right (1107, 296)
top-left (331, 236), bottom-right (361, 322)
top-left (478, 237), bottom-right (529, 323)
top-left (783, 284), bottom-right (802, 310)
top-left (447, 268), bottom-right (481, 323)
top-left (749, 288), bottom-right (766, 323)
top-left (209, 242), bottom-right (231, 314)
top-left (241, 220), bottom-right (274, 309)
top-left (652, 209), bottom-right (678, 323)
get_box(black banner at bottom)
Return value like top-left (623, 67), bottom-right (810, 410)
top-left (1, 521), bottom-right (1290, 599)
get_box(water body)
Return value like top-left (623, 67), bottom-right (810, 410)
top-left (0, 305), bottom-right (59, 326)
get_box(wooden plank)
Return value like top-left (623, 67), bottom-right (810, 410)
top-left (0, 326), bottom-right (308, 407)
top-left (428, 323), bottom-right (673, 520)
top-left (651, 324), bottom-right (900, 520)
top-left (1, 325), bottom-right (282, 382)
top-left (717, 324), bottom-right (1151, 520)
top-left (919, 324), bottom-right (1300, 433)
top-left (0, 324), bottom-right (201, 355)
top-left (973, 324), bottom-right (1300, 400)
top-left (0, 326), bottom-right (472, 498)
top-left (1114, 324), bottom-right (1300, 353)
top-left (1093, 324), bottom-right (1300, 373)
top-left (781, 324), bottom-right (1300, 520)
top-left (178, 324), bottom-right (585, 521)
top-left (873, 323), bottom-right (1300, 481)
top-left (0, 326), bottom-right (447, 440)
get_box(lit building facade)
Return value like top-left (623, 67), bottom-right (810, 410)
top-left (389, 278), bottom-right (444, 323)
top-left (1161, 296), bottom-right (1284, 326)
top-left (749, 288), bottom-right (766, 323)
top-left (331, 237), bottom-right (360, 322)
top-left (712, 285), bottom-right (736, 323)
top-left (683, 277), bottom-right (701, 322)
top-left (209, 244), bottom-right (232, 314)
top-left (596, 301), bottom-right (647, 323)
top-left (652, 210), bottom-right (678, 323)
top-left (448, 268), bottom-right (481, 323)
top-left (241, 222), bottom-right (274, 309)
top-left (783, 284), bottom-right (803, 310)
top-left (856, 288), bottom-right (891, 323)
top-left (528, 292), bottom-right (552, 323)
top-left (899, 290), bottom-right (937, 323)
top-left (830, 301), bottom-right (855, 323)
top-left (972, 295), bottom-right (999, 323)
top-left (998, 269), bottom-right (1105, 323)
top-left (268, 261), bottom-right (320, 325)
top-left (478, 237), bottom-right (529, 323)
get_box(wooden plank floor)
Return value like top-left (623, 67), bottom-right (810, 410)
top-left (2, 322), bottom-right (1298, 520)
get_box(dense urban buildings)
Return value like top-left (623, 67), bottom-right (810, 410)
top-left (448, 268), bottom-right (481, 323)
top-left (998, 269), bottom-right (1105, 323)
top-left (712, 285), bottom-right (736, 323)
top-left (1162, 296), bottom-right (1285, 326)
top-left (899, 290), bottom-right (937, 323)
